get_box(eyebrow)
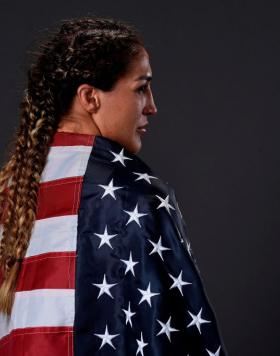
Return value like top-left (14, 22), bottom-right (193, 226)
top-left (135, 74), bottom-right (152, 82)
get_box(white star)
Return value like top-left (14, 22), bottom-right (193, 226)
top-left (138, 282), bottom-right (160, 307)
top-left (97, 178), bottom-right (123, 199)
top-left (120, 251), bottom-right (139, 276)
top-left (132, 172), bottom-right (158, 184)
top-left (186, 240), bottom-right (192, 256)
top-left (123, 203), bottom-right (148, 227)
top-left (122, 301), bottom-right (136, 327)
top-left (206, 346), bottom-right (221, 356)
top-left (136, 331), bottom-right (148, 356)
top-left (155, 194), bottom-right (175, 214)
top-left (94, 225), bottom-right (118, 249)
top-left (168, 270), bottom-right (192, 296)
top-left (156, 316), bottom-right (179, 342)
top-left (110, 148), bottom-right (133, 166)
top-left (187, 307), bottom-right (211, 334)
top-left (93, 324), bottom-right (119, 350)
top-left (92, 274), bottom-right (118, 299)
top-left (148, 235), bottom-right (171, 261)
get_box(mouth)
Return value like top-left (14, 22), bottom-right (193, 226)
top-left (136, 123), bottom-right (148, 135)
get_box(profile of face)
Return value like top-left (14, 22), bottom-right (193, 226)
top-left (93, 47), bottom-right (158, 153)
top-left (61, 47), bottom-right (157, 154)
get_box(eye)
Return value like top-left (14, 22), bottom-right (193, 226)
top-left (137, 84), bottom-right (149, 93)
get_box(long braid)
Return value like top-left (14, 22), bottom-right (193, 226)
top-left (0, 79), bottom-right (58, 315)
top-left (0, 15), bottom-right (144, 316)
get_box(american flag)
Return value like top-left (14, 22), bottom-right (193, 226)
top-left (0, 131), bottom-right (227, 356)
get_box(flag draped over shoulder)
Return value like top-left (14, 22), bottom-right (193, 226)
top-left (74, 134), bottom-right (228, 356)
top-left (0, 131), bottom-right (227, 356)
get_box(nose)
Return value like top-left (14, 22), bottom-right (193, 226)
top-left (143, 91), bottom-right (158, 116)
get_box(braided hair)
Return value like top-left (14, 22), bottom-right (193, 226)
top-left (0, 15), bottom-right (144, 316)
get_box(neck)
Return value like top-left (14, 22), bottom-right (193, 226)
top-left (57, 114), bottom-right (102, 136)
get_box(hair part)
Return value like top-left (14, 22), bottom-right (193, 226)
top-left (0, 15), bottom-right (144, 316)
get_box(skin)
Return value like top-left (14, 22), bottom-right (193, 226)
top-left (57, 47), bottom-right (158, 153)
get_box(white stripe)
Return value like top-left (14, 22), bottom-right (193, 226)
top-left (0, 311), bottom-right (9, 338)
top-left (26, 215), bottom-right (78, 257)
top-left (0, 289), bottom-right (74, 338)
top-left (40, 145), bottom-right (92, 182)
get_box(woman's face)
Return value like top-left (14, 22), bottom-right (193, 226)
top-left (95, 47), bottom-right (158, 153)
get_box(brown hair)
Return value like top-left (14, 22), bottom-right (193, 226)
top-left (0, 15), bottom-right (144, 316)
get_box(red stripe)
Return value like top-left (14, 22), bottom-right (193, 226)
top-left (50, 131), bottom-right (95, 147)
top-left (36, 176), bottom-right (83, 220)
top-left (1, 132), bottom-right (94, 223)
top-left (16, 252), bottom-right (76, 291)
top-left (0, 326), bottom-right (73, 356)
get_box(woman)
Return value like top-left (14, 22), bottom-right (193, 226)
top-left (0, 16), bottom-right (227, 355)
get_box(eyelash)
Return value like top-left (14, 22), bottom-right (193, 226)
top-left (137, 84), bottom-right (149, 93)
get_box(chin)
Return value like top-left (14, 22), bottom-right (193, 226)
top-left (125, 136), bottom-right (142, 154)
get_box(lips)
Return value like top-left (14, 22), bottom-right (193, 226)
top-left (137, 122), bottom-right (148, 129)
top-left (137, 123), bottom-right (148, 135)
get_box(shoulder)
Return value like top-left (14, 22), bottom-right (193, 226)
top-left (82, 139), bottom-right (190, 242)
top-left (83, 142), bottom-right (180, 223)
top-left (81, 140), bottom-right (196, 263)
top-left (85, 140), bottom-right (172, 200)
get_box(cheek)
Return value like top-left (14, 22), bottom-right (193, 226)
top-left (116, 99), bottom-right (141, 126)
top-left (102, 93), bottom-right (142, 132)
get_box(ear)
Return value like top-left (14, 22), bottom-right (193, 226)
top-left (76, 84), bottom-right (100, 113)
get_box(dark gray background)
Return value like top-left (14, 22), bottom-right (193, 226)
top-left (1, 1), bottom-right (279, 355)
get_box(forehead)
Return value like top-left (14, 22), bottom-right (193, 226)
top-left (125, 49), bottom-right (152, 80)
